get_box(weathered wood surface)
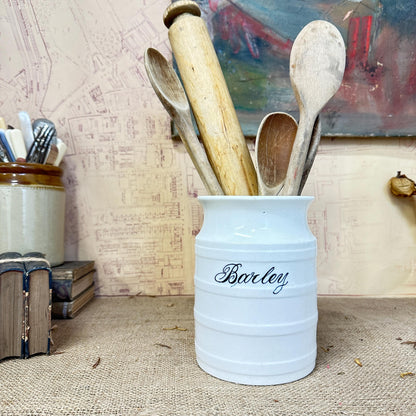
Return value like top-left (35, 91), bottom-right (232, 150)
top-left (282, 20), bottom-right (345, 196)
top-left (145, 47), bottom-right (223, 195)
top-left (255, 112), bottom-right (298, 196)
top-left (164, 1), bottom-right (258, 196)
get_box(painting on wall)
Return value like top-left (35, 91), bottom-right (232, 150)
top-left (177, 0), bottom-right (416, 137)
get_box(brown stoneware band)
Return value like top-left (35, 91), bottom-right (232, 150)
top-left (0, 162), bottom-right (64, 188)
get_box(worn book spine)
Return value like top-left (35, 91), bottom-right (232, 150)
top-left (51, 260), bottom-right (95, 282)
top-left (23, 284), bottom-right (29, 359)
top-left (52, 269), bottom-right (95, 301)
top-left (0, 252), bottom-right (25, 360)
top-left (0, 252), bottom-right (52, 359)
top-left (52, 284), bottom-right (95, 319)
top-left (23, 252), bottom-right (52, 357)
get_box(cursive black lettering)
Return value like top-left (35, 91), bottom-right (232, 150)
top-left (213, 263), bottom-right (289, 295)
top-left (272, 273), bottom-right (289, 294)
top-left (263, 267), bottom-right (277, 284)
top-left (214, 263), bottom-right (241, 284)
top-left (239, 272), bottom-right (260, 284)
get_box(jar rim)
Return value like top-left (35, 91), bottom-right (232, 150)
top-left (0, 162), bottom-right (64, 187)
top-left (0, 162), bottom-right (63, 177)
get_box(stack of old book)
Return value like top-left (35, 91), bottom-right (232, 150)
top-left (51, 261), bottom-right (95, 319)
top-left (0, 252), bottom-right (52, 361)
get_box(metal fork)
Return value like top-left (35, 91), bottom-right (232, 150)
top-left (27, 119), bottom-right (57, 163)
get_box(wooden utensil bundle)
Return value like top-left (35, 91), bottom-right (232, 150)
top-left (146, 2), bottom-right (346, 197)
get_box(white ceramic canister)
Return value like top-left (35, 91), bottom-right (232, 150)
top-left (194, 196), bottom-right (317, 385)
top-left (0, 163), bottom-right (65, 266)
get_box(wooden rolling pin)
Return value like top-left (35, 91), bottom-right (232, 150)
top-left (164, 1), bottom-right (258, 196)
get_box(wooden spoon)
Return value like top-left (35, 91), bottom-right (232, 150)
top-left (281, 20), bottom-right (345, 196)
top-left (255, 112), bottom-right (298, 196)
top-left (144, 47), bottom-right (223, 195)
top-left (298, 115), bottom-right (321, 195)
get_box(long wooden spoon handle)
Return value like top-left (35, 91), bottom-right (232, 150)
top-left (175, 113), bottom-right (224, 196)
top-left (298, 115), bottom-right (321, 195)
top-left (281, 114), bottom-right (315, 196)
top-left (164, 1), bottom-right (258, 196)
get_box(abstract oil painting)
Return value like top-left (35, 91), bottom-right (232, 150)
top-left (176, 1), bottom-right (416, 136)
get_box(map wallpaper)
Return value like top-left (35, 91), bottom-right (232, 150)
top-left (0, 0), bottom-right (415, 297)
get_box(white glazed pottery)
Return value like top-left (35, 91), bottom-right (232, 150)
top-left (0, 163), bottom-right (65, 266)
top-left (194, 196), bottom-right (317, 385)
